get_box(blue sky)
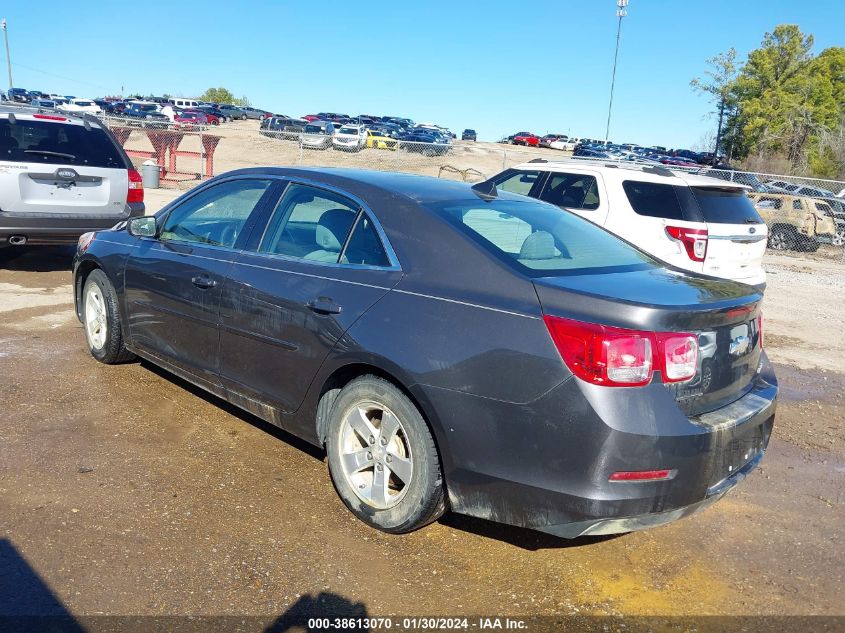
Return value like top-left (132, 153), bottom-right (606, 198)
top-left (2, 0), bottom-right (842, 147)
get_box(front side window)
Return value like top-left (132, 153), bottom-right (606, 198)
top-left (435, 198), bottom-right (655, 275)
top-left (493, 170), bottom-right (540, 196)
top-left (160, 179), bottom-right (272, 248)
top-left (538, 172), bottom-right (601, 210)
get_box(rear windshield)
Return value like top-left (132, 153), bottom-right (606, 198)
top-left (690, 187), bottom-right (762, 224)
top-left (0, 119), bottom-right (126, 169)
top-left (433, 198), bottom-right (656, 276)
top-left (623, 180), bottom-right (763, 225)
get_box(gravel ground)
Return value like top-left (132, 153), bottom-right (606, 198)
top-left (0, 245), bottom-right (843, 632)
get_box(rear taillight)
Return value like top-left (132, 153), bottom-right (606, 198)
top-left (127, 168), bottom-right (144, 204)
top-left (77, 232), bottom-right (95, 254)
top-left (543, 316), bottom-right (698, 387)
top-left (666, 226), bottom-right (708, 262)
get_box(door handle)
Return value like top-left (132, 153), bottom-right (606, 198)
top-left (191, 274), bottom-right (217, 289)
top-left (307, 297), bottom-right (342, 314)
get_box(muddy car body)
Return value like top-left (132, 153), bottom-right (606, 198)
top-left (72, 168), bottom-right (777, 538)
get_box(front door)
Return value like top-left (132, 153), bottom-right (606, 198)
top-left (218, 182), bottom-right (403, 415)
top-left (124, 177), bottom-right (277, 385)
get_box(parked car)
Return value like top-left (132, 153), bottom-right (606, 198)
top-left (539, 134), bottom-right (566, 148)
top-left (299, 121), bottom-right (336, 150)
top-left (30, 98), bottom-right (57, 109)
top-left (239, 106), bottom-right (270, 120)
top-left (490, 161), bottom-right (768, 286)
top-left (550, 137), bottom-right (579, 151)
top-left (461, 129), bottom-right (477, 141)
top-left (72, 167), bottom-right (776, 538)
top-left (400, 133), bottom-right (448, 156)
top-left (8, 87), bottom-right (30, 103)
top-left (218, 105), bottom-right (247, 121)
top-left (260, 116), bottom-right (307, 139)
top-left (332, 125), bottom-right (367, 152)
top-left (57, 98), bottom-right (103, 115)
top-left (366, 129), bottom-right (398, 150)
top-left (173, 111), bottom-right (208, 130)
top-left (192, 106), bottom-right (222, 125)
top-left (0, 104), bottom-right (144, 249)
top-left (509, 132), bottom-right (539, 146)
top-left (123, 103), bottom-right (170, 128)
top-left (748, 193), bottom-right (838, 252)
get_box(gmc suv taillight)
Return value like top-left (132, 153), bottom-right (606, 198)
top-left (543, 316), bottom-right (698, 387)
top-left (666, 225), bottom-right (708, 262)
top-left (127, 168), bottom-right (144, 204)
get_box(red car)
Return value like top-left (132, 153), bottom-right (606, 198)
top-left (188, 109), bottom-right (220, 125)
top-left (173, 111), bottom-right (208, 130)
top-left (302, 114), bottom-right (321, 122)
top-left (512, 132), bottom-right (540, 146)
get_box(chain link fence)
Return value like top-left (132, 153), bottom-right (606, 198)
top-left (101, 117), bottom-right (845, 261)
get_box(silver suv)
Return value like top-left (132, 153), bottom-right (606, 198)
top-left (0, 104), bottom-right (144, 248)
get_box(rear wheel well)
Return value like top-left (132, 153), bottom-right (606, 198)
top-left (315, 362), bottom-right (449, 508)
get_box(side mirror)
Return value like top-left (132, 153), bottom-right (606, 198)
top-left (128, 216), bottom-right (157, 238)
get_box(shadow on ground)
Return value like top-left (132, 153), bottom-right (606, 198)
top-left (0, 245), bottom-right (76, 272)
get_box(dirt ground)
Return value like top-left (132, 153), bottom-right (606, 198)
top-left (0, 244), bottom-right (843, 631)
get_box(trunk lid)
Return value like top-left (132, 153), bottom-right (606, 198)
top-left (533, 265), bottom-right (763, 416)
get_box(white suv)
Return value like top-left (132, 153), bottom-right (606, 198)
top-left (332, 125), bottom-right (367, 152)
top-left (493, 160), bottom-right (768, 286)
top-left (0, 104), bottom-right (145, 249)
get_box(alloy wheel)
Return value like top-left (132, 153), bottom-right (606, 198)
top-left (338, 401), bottom-right (413, 510)
top-left (84, 284), bottom-right (108, 350)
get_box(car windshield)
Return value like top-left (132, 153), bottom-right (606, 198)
top-left (433, 198), bottom-right (656, 276)
top-left (75, 101), bottom-right (93, 106)
top-left (339, 127), bottom-right (359, 135)
top-left (304, 125), bottom-right (324, 134)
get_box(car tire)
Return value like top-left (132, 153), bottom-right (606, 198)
top-left (82, 269), bottom-right (135, 365)
top-left (326, 375), bottom-right (446, 534)
top-left (832, 227), bottom-right (845, 247)
top-left (767, 226), bottom-right (791, 251)
top-left (241, 114), bottom-right (247, 120)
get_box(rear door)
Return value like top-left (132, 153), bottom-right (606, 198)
top-left (691, 186), bottom-right (768, 282)
top-left (0, 114), bottom-right (129, 217)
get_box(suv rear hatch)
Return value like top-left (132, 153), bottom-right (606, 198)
top-left (533, 266), bottom-right (763, 416)
top-left (0, 113), bottom-right (133, 218)
top-left (690, 186), bottom-right (767, 283)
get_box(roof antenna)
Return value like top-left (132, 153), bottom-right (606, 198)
top-left (471, 178), bottom-right (498, 201)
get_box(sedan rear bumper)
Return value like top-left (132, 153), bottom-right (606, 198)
top-left (419, 354), bottom-right (777, 538)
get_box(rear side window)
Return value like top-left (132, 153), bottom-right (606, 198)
top-left (690, 187), bottom-right (763, 224)
top-left (0, 119), bottom-right (125, 168)
top-left (623, 181), bottom-right (695, 221)
top-left (344, 214), bottom-right (390, 267)
top-left (754, 196), bottom-right (783, 210)
top-left (538, 172), bottom-right (600, 210)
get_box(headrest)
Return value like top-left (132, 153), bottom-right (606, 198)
top-left (519, 231), bottom-right (556, 260)
top-left (315, 209), bottom-right (356, 252)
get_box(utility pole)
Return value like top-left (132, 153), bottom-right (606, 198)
top-left (604, 0), bottom-right (629, 141)
top-left (1, 19), bottom-right (12, 91)
top-left (713, 98), bottom-right (725, 161)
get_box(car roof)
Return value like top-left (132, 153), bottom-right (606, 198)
top-left (223, 167), bottom-right (533, 206)
top-left (0, 103), bottom-right (101, 127)
top-left (511, 159), bottom-right (751, 190)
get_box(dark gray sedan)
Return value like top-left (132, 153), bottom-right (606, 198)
top-left (72, 168), bottom-right (777, 538)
